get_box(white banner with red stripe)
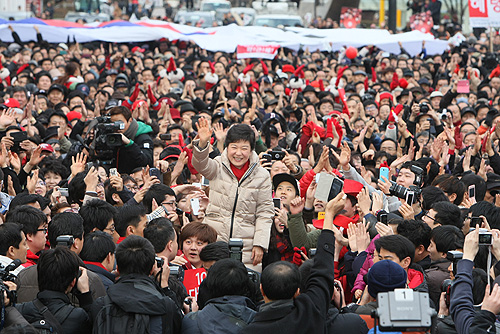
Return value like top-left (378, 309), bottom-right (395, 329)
top-left (236, 44), bottom-right (280, 59)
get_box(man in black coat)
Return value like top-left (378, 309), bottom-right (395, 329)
top-left (16, 247), bottom-right (92, 334)
top-left (241, 192), bottom-right (346, 334)
top-left (91, 235), bottom-right (182, 334)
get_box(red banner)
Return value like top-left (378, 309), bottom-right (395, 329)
top-left (183, 268), bottom-right (207, 299)
top-left (236, 45), bottom-right (280, 60)
top-left (410, 11), bottom-right (434, 33)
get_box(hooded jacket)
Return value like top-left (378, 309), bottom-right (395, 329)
top-left (192, 141), bottom-right (274, 271)
top-left (182, 295), bottom-right (257, 334)
top-left (91, 274), bottom-right (182, 334)
top-left (115, 120), bottom-right (154, 174)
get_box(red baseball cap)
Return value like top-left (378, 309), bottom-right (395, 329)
top-left (39, 143), bottom-right (54, 153)
top-left (170, 108), bottom-right (181, 120)
top-left (132, 46), bottom-right (145, 53)
top-left (3, 98), bottom-right (20, 109)
top-left (282, 64), bottom-right (295, 73)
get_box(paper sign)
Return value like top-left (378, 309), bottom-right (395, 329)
top-left (183, 268), bottom-right (207, 299)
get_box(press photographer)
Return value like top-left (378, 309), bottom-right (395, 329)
top-left (87, 106), bottom-right (153, 174)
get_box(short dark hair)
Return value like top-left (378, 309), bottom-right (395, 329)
top-left (38, 247), bottom-right (79, 292)
top-left (0, 223), bottom-right (23, 256)
top-left (179, 223), bottom-right (217, 250)
top-left (420, 186), bottom-right (449, 211)
top-left (431, 174), bottom-right (466, 205)
top-left (261, 261), bottom-right (300, 300)
top-left (6, 205), bottom-right (47, 235)
top-left (115, 205), bottom-right (146, 237)
top-left (143, 184), bottom-right (176, 213)
top-left (460, 174), bottom-right (486, 202)
top-left (469, 201), bottom-right (500, 229)
top-left (224, 124), bottom-right (255, 151)
top-left (432, 201), bottom-right (463, 229)
top-left (108, 105), bottom-right (132, 121)
top-left (431, 225), bottom-right (464, 253)
top-left (79, 199), bottom-right (117, 235)
top-left (79, 231), bottom-right (116, 263)
top-left (116, 235), bottom-right (155, 276)
top-left (48, 212), bottom-right (84, 247)
top-left (40, 159), bottom-right (70, 180)
top-left (203, 258), bottom-right (252, 298)
top-left (68, 172), bottom-right (87, 205)
top-left (143, 218), bottom-right (176, 253)
top-left (199, 241), bottom-right (230, 262)
top-left (375, 235), bottom-right (415, 263)
top-left (9, 193), bottom-right (49, 211)
top-left (397, 219), bottom-right (432, 250)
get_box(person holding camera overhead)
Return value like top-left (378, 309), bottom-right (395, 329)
top-left (192, 118), bottom-right (274, 272)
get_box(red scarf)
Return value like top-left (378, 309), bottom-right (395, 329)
top-left (83, 261), bottom-right (108, 271)
top-left (230, 160), bottom-right (250, 181)
top-left (275, 233), bottom-right (294, 262)
top-left (116, 236), bottom-right (126, 244)
top-left (23, 249), bottom-right (39, 267)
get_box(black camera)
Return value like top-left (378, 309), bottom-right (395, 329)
top-left (56, 235), bottom-right (74, 247)
top-left (229, 238), bottom-right (244, 262)
top-left (389, 181), bottom-right (421, 201)
top-left (270, 150), bottom-right (286, 160)
top-left (87, 116), bottom-right (125, 163)
top-left (0, 259), bottom-right (22, 307)
top-left (446, 250), bottom-right (463, 276)
top-left (155, 256), bottom-right (165, 269)
top-left (441, 279), bottom-right (453, 309)
top-left (169, 265), bottom-right (184, 282)
top-left (419, 102), bottom-right (430, 114)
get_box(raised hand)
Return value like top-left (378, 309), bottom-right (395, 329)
top-left (71, 152), bottom-right (88, 177)
top-left (290, 197), bottom-right (305, 215)
top-left (197, 117), bottom-right (212, 148)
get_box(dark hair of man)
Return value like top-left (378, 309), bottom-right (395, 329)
top-left (179, 223), bottom-right (217, 250)
top-left (115, 205), bottom-right (146, 237)
top-left (203, 258), bottom-right (252, 299)
top-left (6, 205), bottom-right (47, 235)
top-left (375, 235), bottom-right (415, 263)
top-left (199, 241), bottom-right (230, 262)
top-left (80, 231), bottom-right (116, 263)
top-left (397, 220), bottom-right (432, 250)
top-left (224, 124), bottom-right (255, 151)
top-left (79, 199), bottom-right (118, 235)
top-left (469, 201), bottom-right (500, 229)
top-left (420, 186), bottom-right (449, 211)
top-left (68, 172), bottom-right (86, 205)
top-left (431, 174), bottom-right (466, 205)
top-left (143, 218), bottom-right (176, 253)
top-left (0, 223), bottom-right (23, 256)
top-left (9, 193), bottom-right (49, 211)
top-left (48, 212), bottom-right (84, 247)
top-left (115, 235), bottom-right (155, 276)
top-left (143, 184), bottom-right (176, 213)
top-left (472, 268), bottom-right (488, 305)
top-left (38, 247), bottom-right (79, 293)
top-left (431, 225), bottom-right (464, 254)
top-left (460, 173), bottom-right (487, 202)
top-left (431, 201), bottom-right (463, 229)
top-left (261, 261), bottom-right (300, 300)
top-left (108, 105), bottom-right (132, 121)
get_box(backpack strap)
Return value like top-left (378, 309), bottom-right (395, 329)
top-left (33, 299), bottom-right (64, 334)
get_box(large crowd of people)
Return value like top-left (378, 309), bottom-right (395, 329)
top-left (1, 6), bottom-right (500, 333)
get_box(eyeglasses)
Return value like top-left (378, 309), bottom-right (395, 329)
top-left (104, 225), bottom-right (115, 233)
top-left (161, 201), bottom-right (176, 207)
top-left (424, 213), bottom-right (437, 222)
top-left (37, 228), bottom-right (48, 234)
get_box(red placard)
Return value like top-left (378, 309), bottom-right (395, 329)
top-left (183, 268), bottom-right (207, 299)
top-left (340, 7), bottom-right (362, 29)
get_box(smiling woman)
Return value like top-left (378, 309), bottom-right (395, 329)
top-left (192, 119), bottom-right (274, 272)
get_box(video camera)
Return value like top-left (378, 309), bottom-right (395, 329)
top-left (229, 238), bottom-right (243, 262)
top-left (373, 289), bottom-right (436, 332)
top-left (0, 259), bottom-right (22, 308)
top-left (56, 235), bottom-right (74, 247)
top-left (87, 116), bottom-right (125, 164)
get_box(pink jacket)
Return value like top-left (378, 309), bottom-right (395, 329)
top-left (352, 234), bottom-right (380, 293)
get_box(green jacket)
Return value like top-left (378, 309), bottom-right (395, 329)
top-left (287, 213), bottom-right (321, 250)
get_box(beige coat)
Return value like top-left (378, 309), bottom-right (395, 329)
top-left (192, 142), bottom-right (274, 271)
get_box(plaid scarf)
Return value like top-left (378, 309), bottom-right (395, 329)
top-left (275, 232), bottom-right (294, 263)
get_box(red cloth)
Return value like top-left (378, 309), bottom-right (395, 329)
top-left (83, 261), bottom-right (108, 271)
top-left (23, 249), bottom-right (39, 267)
top-left (116, 236), bottom-right (126, 244)
top-left (230, 160), bottom-right (250, 181)
top-left (408, 268), bottom-right (424, 289)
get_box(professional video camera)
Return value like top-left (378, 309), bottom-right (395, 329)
top-left (373, 289), bottom-right (436, 332)
top-left (228, 238), bottom-right (259, 284)
top-left (86, 116), bottom-right (125, 164)
top-left (389, 165), bottom-right (425, 204)
top-left (0, 259), bottom-right (22, 307)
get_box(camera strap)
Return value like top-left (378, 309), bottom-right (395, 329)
top-left (488, 247), bottom-right (492, 287)
top-left (33, 299), bottom-right (64, 334)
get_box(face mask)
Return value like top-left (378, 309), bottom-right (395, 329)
top-left (456, 97), bottom-right (468, 104)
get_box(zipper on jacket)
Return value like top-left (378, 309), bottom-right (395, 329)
top-left (223, 162), bottom-right (258, 238)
